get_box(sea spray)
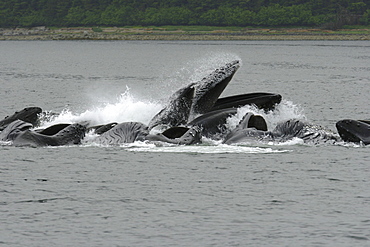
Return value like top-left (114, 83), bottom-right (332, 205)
top-left (154, 52), bottom-right (242, 99)
top-left (39, 88), bottom-right (163, 128)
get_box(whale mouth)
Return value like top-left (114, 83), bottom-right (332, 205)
top-left (336, 120), bottom-right (367, 144)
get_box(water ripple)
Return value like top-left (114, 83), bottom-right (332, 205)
top-left (127, 144), bottom-right (290, 154)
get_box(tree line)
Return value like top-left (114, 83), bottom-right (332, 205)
top-left (1, 0), bottom-right (369, 28)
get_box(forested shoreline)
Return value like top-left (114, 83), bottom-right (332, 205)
top-left (1, 0), bottom-right (369, 29)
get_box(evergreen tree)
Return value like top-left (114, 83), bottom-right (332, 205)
top-left (0, 0), bottom-right (369, 28)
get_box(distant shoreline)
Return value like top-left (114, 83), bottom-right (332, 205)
top-left (1, 27), bottom-right (369, 41)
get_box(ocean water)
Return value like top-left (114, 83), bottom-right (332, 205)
top-left (0, 40), bottom-right (369, 246)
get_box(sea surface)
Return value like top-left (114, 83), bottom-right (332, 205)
top-left (0, 40), bottom-right (369, 246)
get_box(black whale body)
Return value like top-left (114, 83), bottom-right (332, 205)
top-left (148, 60), bottom-right (282, 131)
top-left (190, 60), bottom-right (241, 116)
top-left (148, 85), bottom-right (195, 129)
top-left (187, 108), bottom-right (238, 139)
top-left (212, 92), bottom-right (282, 112)
top-left (336, 119), bottom-right (370, 145)
top-left (185, 92), bottom-right (282, 139)
top-left (148, 60), bottom-right (241, 129)
top-left (0, 119), bottom-right (86, 147)
top-left (0, 107), bottom-right (42, 131)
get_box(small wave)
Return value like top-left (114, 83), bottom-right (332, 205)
top-left (126, 143), bottom-right (289, 154)
top-left (273, 137), bottom-right (305, 146)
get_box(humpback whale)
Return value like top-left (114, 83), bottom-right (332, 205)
top-left (0, 120), bottom-right (33, 141)
top-left (190, 60), bottom-right (240, 117)
top-left (87, 122), bottom-right (118, 135)
top-left (223, 113), bottom-right (340, 145)
top-left (148, 60), bottom-right (241, 129)
top-left (145, 126), bottom-right (201, 145)
top-left (148, 85), bottom-right (195, 129)
top-left (148, 61), bottom-right (282, 132)
top-left (35, 123), bottom-right (72, 135)
top-left (92, 121), bottom-right (202, 145)
top-left (94, 122), bottom-right (149, 145)
top-left (188, 108), bottom-right (238, 138)
top-left (212, 92), bottom-right (282, 112)
top-left (0, 119), bottom-right (86, 147)
top-left (0, 107), bottom-right (42, 131)
top-left (13, 123), bottom-right (86, 147)
top-left (336, 119), bottom-right (370, 145)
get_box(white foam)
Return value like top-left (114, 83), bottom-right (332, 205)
top-left (127, 143), bottom-right (289, 154)
top-left (226, 100), bottom-right (306, 131)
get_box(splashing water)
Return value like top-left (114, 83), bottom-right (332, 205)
top-left (156, 52), bottom-right (242, 98)
top-left (226, 100), bottom-right (306, 131)
top-left (39, 88), bottom-right (163, 128)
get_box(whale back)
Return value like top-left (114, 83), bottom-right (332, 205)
top-left (36, 123), bottom-right (72, 135)
top-left (336, 119), bottom-right (370, 145)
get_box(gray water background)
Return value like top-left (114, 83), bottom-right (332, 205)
top-left (0, 40), bottom-right (369, 246)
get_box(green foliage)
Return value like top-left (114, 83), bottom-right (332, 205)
top-left (254, 4), bottom-right (320, 26)
top-left (100, 5), bottom-right (138, 26)
top-left (65, 6), bottom-right (86, 26)
top-left (142, 7), bottom-right (193, 25)
top-left (92, 26), bottom-right (103, 32)
top-left (0, 0), bottom-right (369, 28)
top-left (360, 9), bottom-right (370, 24)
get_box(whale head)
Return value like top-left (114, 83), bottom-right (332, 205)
top-left (336, 119), bottom-right (370, 145)
top-left (0, 107), bottom-right (42, 130)
top-left (191, 60), bottom-right (240, 117)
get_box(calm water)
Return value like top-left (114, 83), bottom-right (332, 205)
top-left (0, 40), bottom-right (369, 246)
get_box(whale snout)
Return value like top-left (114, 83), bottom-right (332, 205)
top-left (336, 119), bottom-right (370, 145)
